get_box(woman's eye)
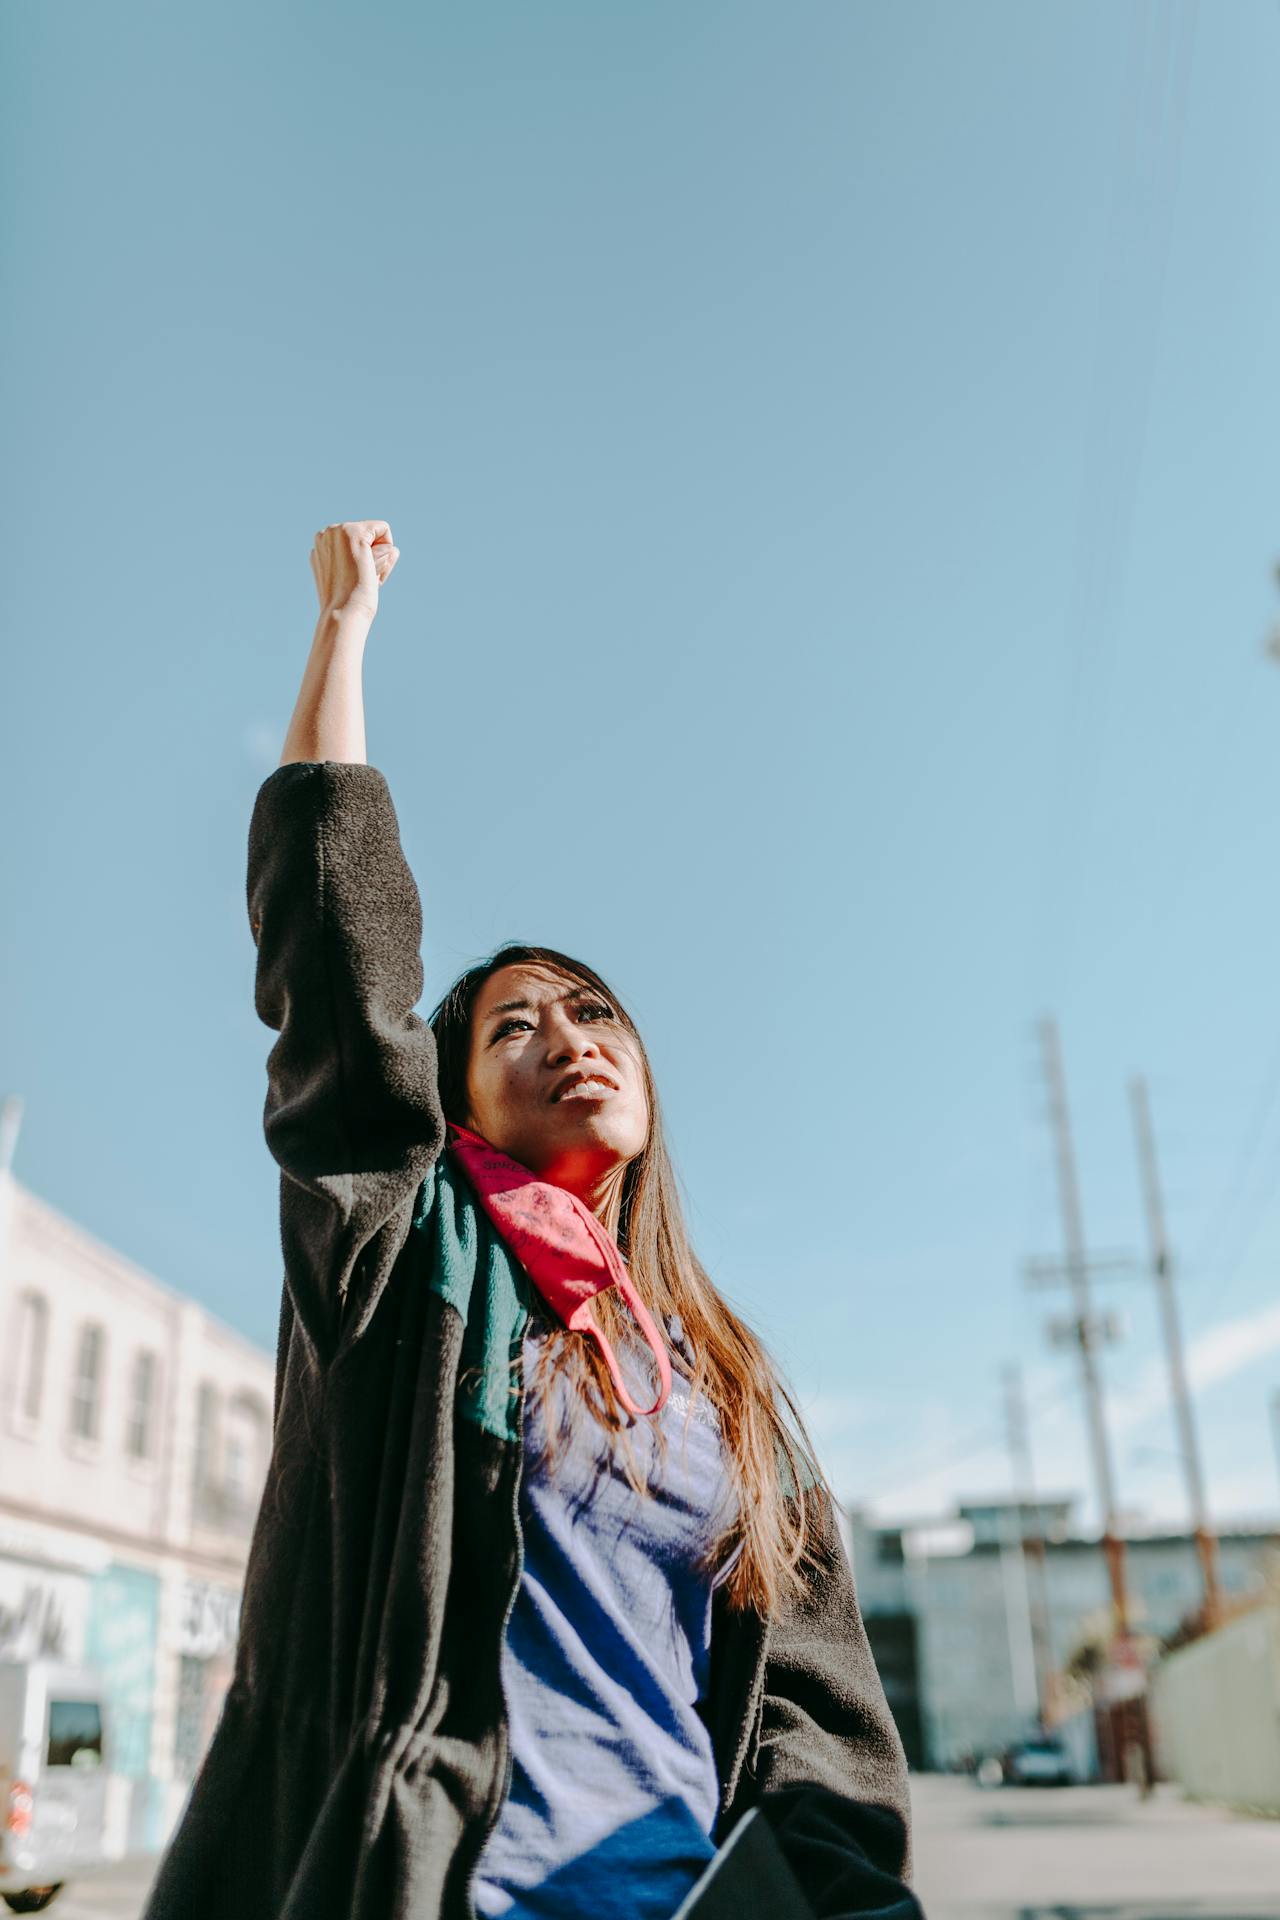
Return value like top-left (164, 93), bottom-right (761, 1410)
top-left (491, 1002), bottom-right (612, 1043)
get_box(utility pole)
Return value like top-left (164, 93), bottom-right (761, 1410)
top-left (1129, 1075), bottom-right (1223, 1629)
top-left (1038, 1018), bottom-right (1130, 1634)
top-left (1002, 1363), bottom-right (1055, 1727)
top-left (997, 1500), bottom-right (1039, 1730)
top-left (996, 1366), bottom-right (1039, 1729)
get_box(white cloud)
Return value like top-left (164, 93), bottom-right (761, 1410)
top-left (816, 1303), bottom-right (1280, 1533)
top-left (1107, 1300), bottom-right (1280, 1437)
top-left (1188, 1302), bottom-right (1280, 1389)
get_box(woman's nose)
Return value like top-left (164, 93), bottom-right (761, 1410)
top-left (546, 1016), bottom-right (600, 1065)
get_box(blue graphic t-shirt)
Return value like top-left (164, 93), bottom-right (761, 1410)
top-left (472, 1313), bottom-right (739, 1920)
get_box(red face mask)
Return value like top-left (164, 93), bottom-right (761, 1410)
top-left (446, 1121), bottom-right (673, 1418)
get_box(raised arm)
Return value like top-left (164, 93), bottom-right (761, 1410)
top-left (279, 520), bottom-right (398, 767)
top-left (248, 520), bottom-right (444, 1368)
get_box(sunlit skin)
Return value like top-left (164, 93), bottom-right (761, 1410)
top-left (462, 963), bottom-right (650, 1237)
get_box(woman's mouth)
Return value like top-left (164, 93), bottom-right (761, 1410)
top-left (553, 1075), bottom-right (616, 1103)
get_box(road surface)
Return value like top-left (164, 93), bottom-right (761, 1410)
top-left (19, 1774), bottom-right (1280, 1918)
top-left (911, 1773), bottom-right (1280, 1920)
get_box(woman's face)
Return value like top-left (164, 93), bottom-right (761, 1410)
top-left (462, 961), bottom-right (649, 1210)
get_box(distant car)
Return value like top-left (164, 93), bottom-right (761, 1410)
top-left (1004, 1736), bottom-right (1074, 1787)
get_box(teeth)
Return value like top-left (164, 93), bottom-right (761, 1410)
top-left (559, 1077), bottom-right (611, 1098)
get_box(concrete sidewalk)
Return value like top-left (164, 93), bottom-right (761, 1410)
top-left (911, 1774), bottom-right (1280, 1920)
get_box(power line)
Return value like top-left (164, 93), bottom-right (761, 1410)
top-left (1130, 1074), bottom-right (1223, 1626)
top-left (1037, 0), bottom-right (1198, 999)
top-left (857, 1420), bottom-right (1005, 1504)
top-left (1188, 1033), bottom-right (1280, 1292)
top-left (857, 1378), bottom-right (1079, 1507)
top-left (1036, 1017), bottom-right (1131, 1633)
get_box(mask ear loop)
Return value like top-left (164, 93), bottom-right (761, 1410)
top-left (564, 1239), bottom-right (673, 1418)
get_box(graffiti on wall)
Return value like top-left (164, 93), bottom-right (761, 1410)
top-left (0, 1580), bottom-right (71, 1659)
top-left (175, 1579), bottom-right (241, 1659)
top-left (0, 1562), bottom-right (90, 1663)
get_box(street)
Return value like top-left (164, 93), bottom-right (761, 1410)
top-left (21, 1778), bottom-right (1280, 1918)
top-left (6, 1852), bottom-right (155, 1920)
top-left (911, 1774), bottom-right (1280, 1920)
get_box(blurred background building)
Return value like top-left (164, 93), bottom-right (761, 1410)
top-left (848, 1498), bottom-right (1280, 1780)
top-left (0, 1127), bottom-right (273, 1855)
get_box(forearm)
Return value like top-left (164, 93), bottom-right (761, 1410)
top-left (279, 607), bottom-right (373, 767)
top-left (247, 761), bottom-right (446, 1359)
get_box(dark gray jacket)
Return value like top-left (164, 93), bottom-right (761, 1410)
top-left (139, 761), bottom-right (922, 1920)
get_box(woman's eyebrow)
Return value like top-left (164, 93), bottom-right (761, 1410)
top-left (483, 988), bottom-right (597, 1022)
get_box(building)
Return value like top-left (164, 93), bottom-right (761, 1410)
top-left (0, 1127), bottom-right (274, 1854)
top-left (847, 1496), bottom-right (1280, 1773)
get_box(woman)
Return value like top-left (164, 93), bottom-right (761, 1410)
top-left (140, 521), bottom-right (922, 1920)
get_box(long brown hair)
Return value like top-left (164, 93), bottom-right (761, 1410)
top-left (428, 942), bottom-right (835, 1616)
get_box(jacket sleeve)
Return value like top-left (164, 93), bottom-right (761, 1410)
top-left (247, 761), bottom-right (447, 1366)
top-left (749, 1493), bottom-right (925, 1920)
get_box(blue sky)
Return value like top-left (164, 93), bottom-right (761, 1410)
top-left (4, 0), bottom-right (1280, 1539)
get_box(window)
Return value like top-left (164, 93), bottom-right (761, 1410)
top-left (13, 1289), bottom-right (48, 1423)
top-left (193, 1382), bottom-right (219, 1490)
top-left (46, 1698), bottom-right (103, 1767)
top-left (125, 1349), bottom-right (159, 1460)
top-left (69, 1323), bottom-right (106, 1442)
top-left (224, 1392), bottom-right (265, 1505)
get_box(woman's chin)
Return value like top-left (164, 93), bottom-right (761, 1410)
top-left (536, 1107), bottom-right (645, 1169)
top-left (484, 1101), bottom-right (648, 1179)
top-left (548, 1115), bottom-right (634, 1159)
